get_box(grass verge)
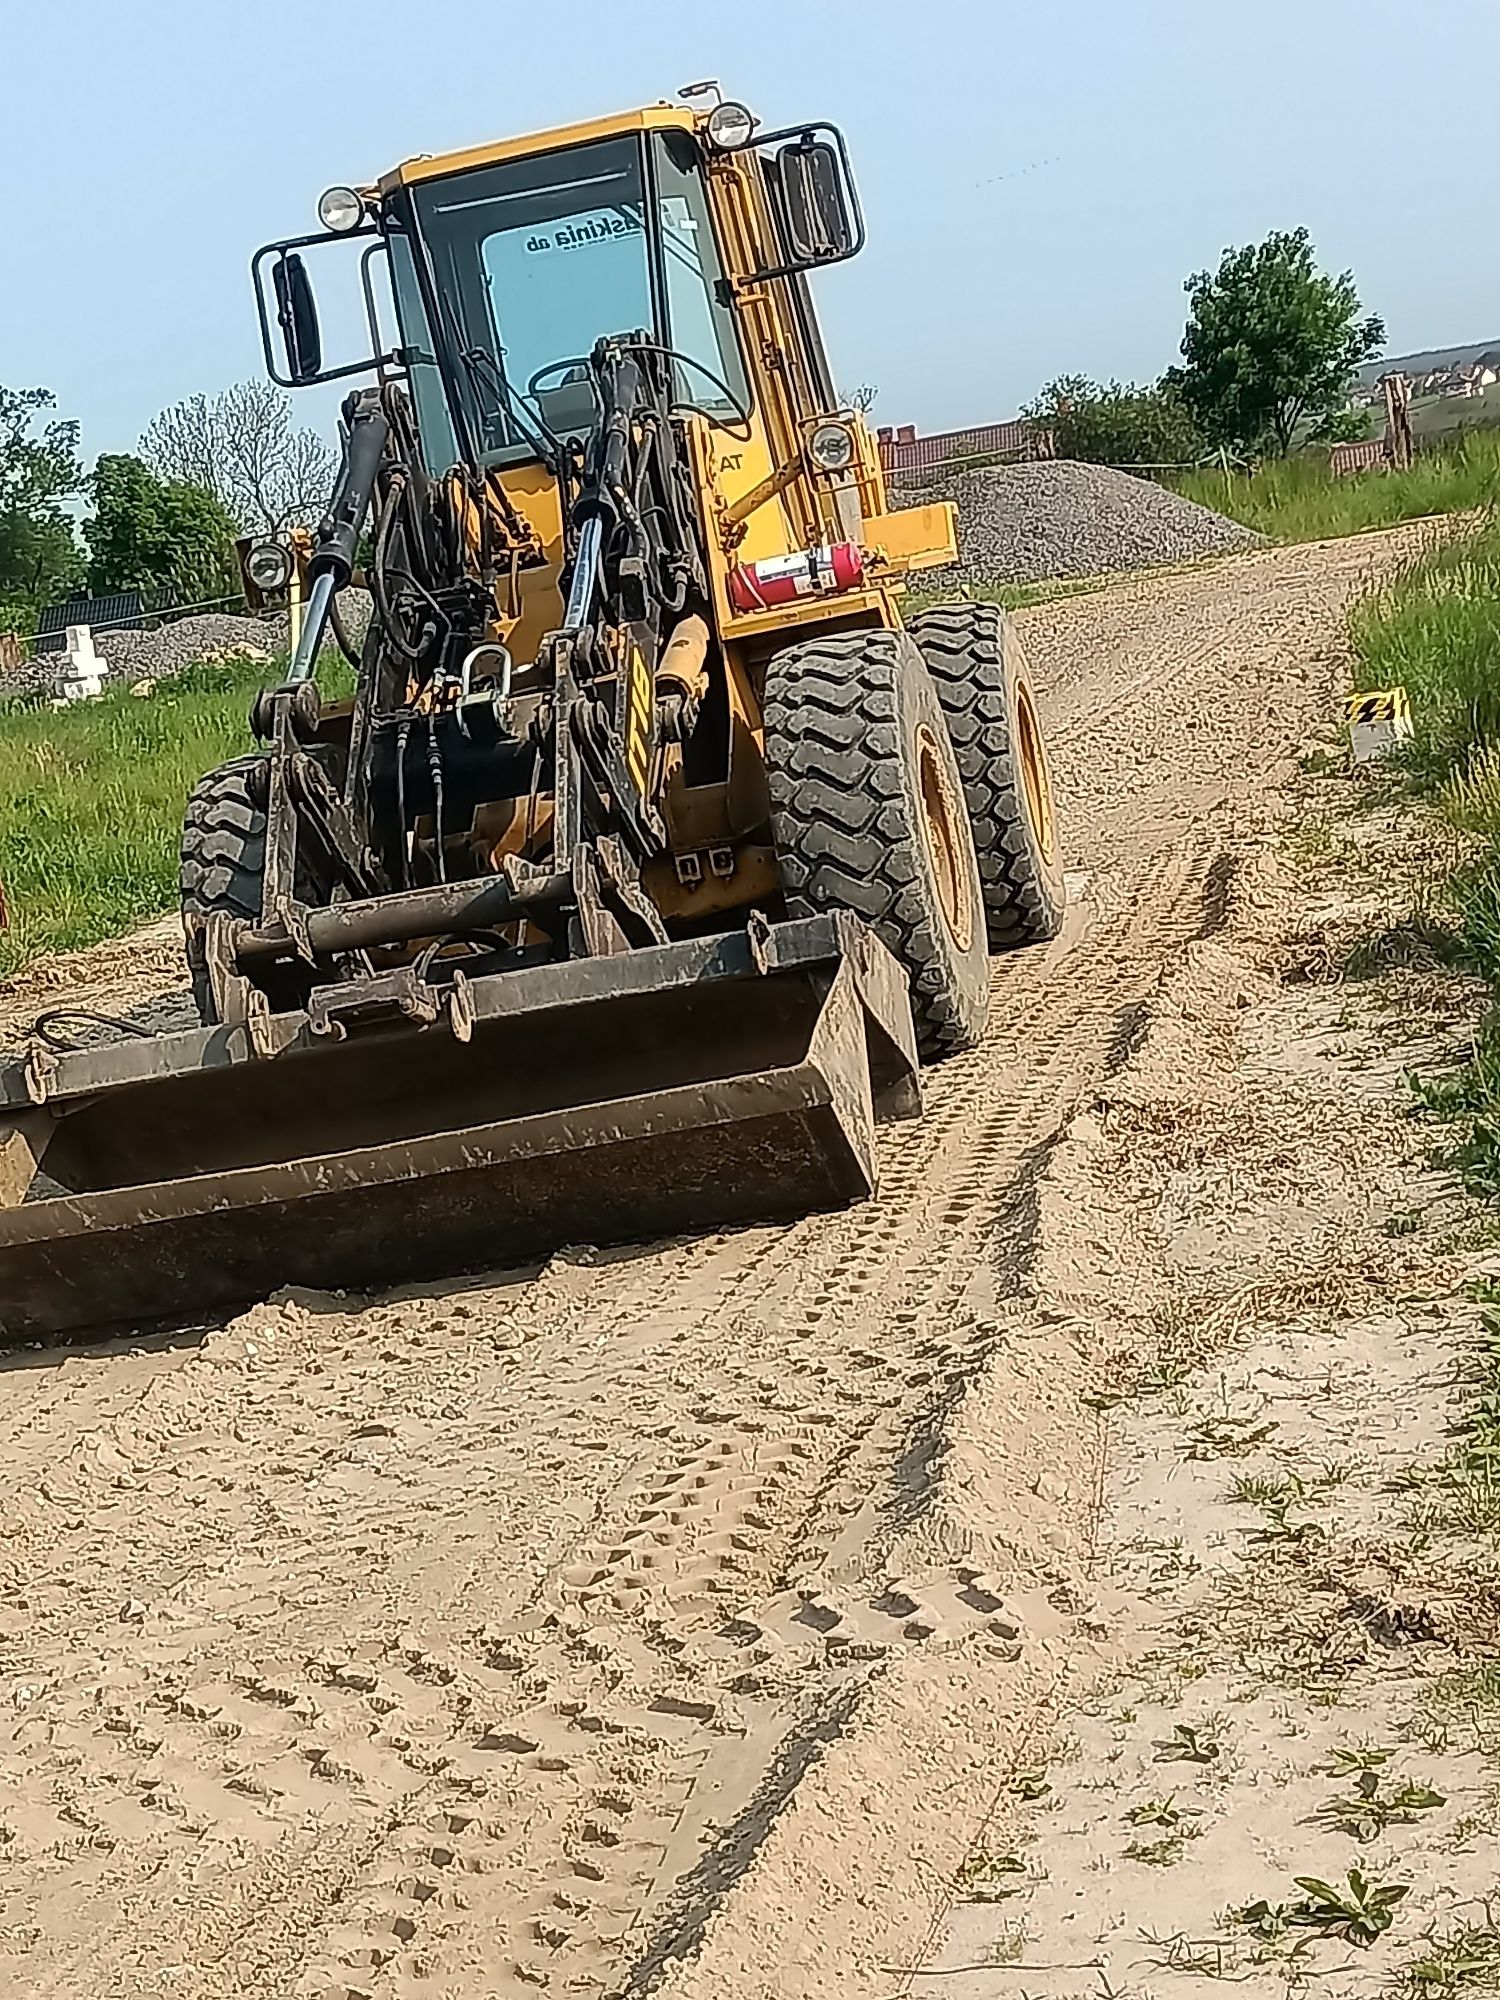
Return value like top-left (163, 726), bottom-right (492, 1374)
top-left (0, 657), bottom-right (276, 976)
top-left (1171, 431), bottom-right (1500, 543)
top-left (1339, 513), bottom-right (1500, 1198)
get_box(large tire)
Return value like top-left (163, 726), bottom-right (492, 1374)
top-left (180, 756), bottom-right (323, 1024)
top-left (763, 628), bottom-right (988, 1060)
top-left (908, 602), bottom-right (1065, 949)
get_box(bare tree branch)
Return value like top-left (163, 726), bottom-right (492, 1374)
top-left (140, 382), bottom-right (337, 534)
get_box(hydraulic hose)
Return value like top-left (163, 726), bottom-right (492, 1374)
top-left (286, 390), bottom-right (390, 682)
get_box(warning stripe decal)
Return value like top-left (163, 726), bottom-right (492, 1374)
top-left (1346, 688), bottom-right (1410, 726)
top-left (625, 646), bottom-right (652, 792)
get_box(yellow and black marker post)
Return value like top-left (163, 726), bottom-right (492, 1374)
top-left (1346, 687), bottom-right (1412, 764)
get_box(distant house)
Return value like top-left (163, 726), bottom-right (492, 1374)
top-left (1416, 364), bottom-right (1487, 400)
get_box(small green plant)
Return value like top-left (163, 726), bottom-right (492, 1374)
top-left (1238, 1870), bottom-right (1410, 1948)
top-left (1316, 1767), bottom-right (1446, 1840)
top-left (1184, 1414), bottom-right (1279, 1460)
top-left (1125, 1828), bottom-right (1203, 1867)
top-left (957, 1850), bottom-right (1028, 1902)
top-left (1314, 1460), bottom-right (1356, 1490)
top-left (1124, 1795), bottom-right (1196, 1828)
top-left (1010, 1769), bottom-right (1051, 1801)
top-left (1229, 1472), bottom-right (1294, 1507)
top-left (1247, 1494), bottom-right (1325, 1547)
top-left (1153, 1722), bottom-right (1222, 1765)
top-left (1322, 1745), bottom-right (1395, 1776)
top-left (1397, 1909), bottom-right (1500, 1997)
top-left (980, 1925), bottom-right (1030, 1968)
top-left (1414, 1663), bottom-right (1500, 1756)
top-left (1141, 1930), bottom-right (1240, 1979)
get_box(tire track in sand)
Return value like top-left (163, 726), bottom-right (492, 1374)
top-left (0, 532), bottom-right (1416, 1998)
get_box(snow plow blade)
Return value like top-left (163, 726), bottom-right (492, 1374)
top-left (0, 915), bottom-right (919, 1346)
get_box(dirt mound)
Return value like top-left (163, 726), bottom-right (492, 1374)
top-left (896, 458), bottom-right (1262, 588)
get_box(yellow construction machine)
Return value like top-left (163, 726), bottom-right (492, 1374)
top-left (0, 87), bottom-right (1063, 1342)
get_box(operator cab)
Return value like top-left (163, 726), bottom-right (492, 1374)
top-left (251, 97), bottom-right (862, 485)
top-left (386, 129), bottom-right (750, 473)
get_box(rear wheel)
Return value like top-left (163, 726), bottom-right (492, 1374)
top-left (763, 627), bottom-right (988, 1060)
top-left (908, 602), bottom-right (1065, 948)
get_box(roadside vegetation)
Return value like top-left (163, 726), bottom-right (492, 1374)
top-left (0, 658), bottom-right (269, 973)
top-left (1171, 432), bottom-right (1500, 545)
top-left (1341, 512), bottom-right (1500, 1189)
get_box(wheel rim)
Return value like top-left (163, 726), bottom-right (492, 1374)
top-left (915, 724), bottom-right (975, 952)
top-left (1014, 676), bottom-right (1058, 865)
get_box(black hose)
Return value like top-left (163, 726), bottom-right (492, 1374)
top-left (328, 589), bottom-right (362, 669)
top-left (31, 1009), bottom-right (153, 1051)
top-left (372, 481), bottom-right (427, 665)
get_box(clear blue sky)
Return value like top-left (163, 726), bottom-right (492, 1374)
top-left (5, 0), bottom-right (1496, 462)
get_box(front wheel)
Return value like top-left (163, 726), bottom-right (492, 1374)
top-left (179, 756), bottom-right (333, 1024)
top-left (762, 627), bottom-right (988, 1061)
top-left (908, 602), bottom-right (1065, 949)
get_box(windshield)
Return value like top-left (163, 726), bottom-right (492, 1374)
top-left (387, 131), bottom-right (748, 472)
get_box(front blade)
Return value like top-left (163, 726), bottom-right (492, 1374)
top-left (0, 918), bottom-right (918, 1345)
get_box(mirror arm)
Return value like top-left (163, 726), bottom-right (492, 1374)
top-left (251, 228), bottom-right (398, 390)
top-left (727, 120), bottom-right (866, 282)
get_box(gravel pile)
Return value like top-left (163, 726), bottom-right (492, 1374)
top-left (894, 459), bottom-right (1262, 589)
top-left (1, 593), bottom-right (375, 701)
top-left (98, 614), bottom-right (279, 680)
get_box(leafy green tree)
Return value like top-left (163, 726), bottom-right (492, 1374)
top-left (1023, 375), bottom-right (1207, 467)
top-left (0, 385), bottom-right (84, 628)
top-left (1168, 228), bottom-right (1384, 456)
top-left (84, 455), bottom-right (240, 605)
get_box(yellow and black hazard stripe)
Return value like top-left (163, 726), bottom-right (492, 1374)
top-left (624, 643), bottom-right (653, 796)
top-left (1346, 688), bottom-right (1410, 727)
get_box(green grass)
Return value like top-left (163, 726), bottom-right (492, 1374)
top-left (1412, 394), bottom-right (1500, 442)
top-left (1345, 514), bottom-right (1500, 1198)
top-left (0, 657), bottom-right (273, 976)
top-left (1170, 431), bottom-right (1500, 544)
top-left (1394, 1908), bottom-right (1500, 2000)
top-left (1351, 520), bottom-right (1500, 786)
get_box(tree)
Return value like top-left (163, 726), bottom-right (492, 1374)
top-left (84, 454), bottom-right (240, 604)
top-left (1023, 375), bottom-right (1207, 467)
top-left (0, 385), bottom-right (84, 627)
top-left (848, 382), bottom-right (878, 414)
top-left (1168, 228), bottom-right (1384, 456)
top-left (139, 379), bottom-right (336, 533)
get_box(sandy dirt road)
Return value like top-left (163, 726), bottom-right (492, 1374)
top-left (0, 531), bottom-right (1424, 2000)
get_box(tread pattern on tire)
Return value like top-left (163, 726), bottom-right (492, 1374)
top-left (181, 757), bottom-right (267, 925)
top-left (763, 628), bottom-right (988, 1062)
top-left (909, 602), bottom-right (1065, 950)
top-left (180, 756), bottom-right (271, 1022)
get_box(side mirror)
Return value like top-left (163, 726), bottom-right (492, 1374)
top-left (773, 136), bottom-right (858, 265)
top-left (253, 231), bottom-right (392, 390)
top-left (273, 252), bottom-right (323, 384)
